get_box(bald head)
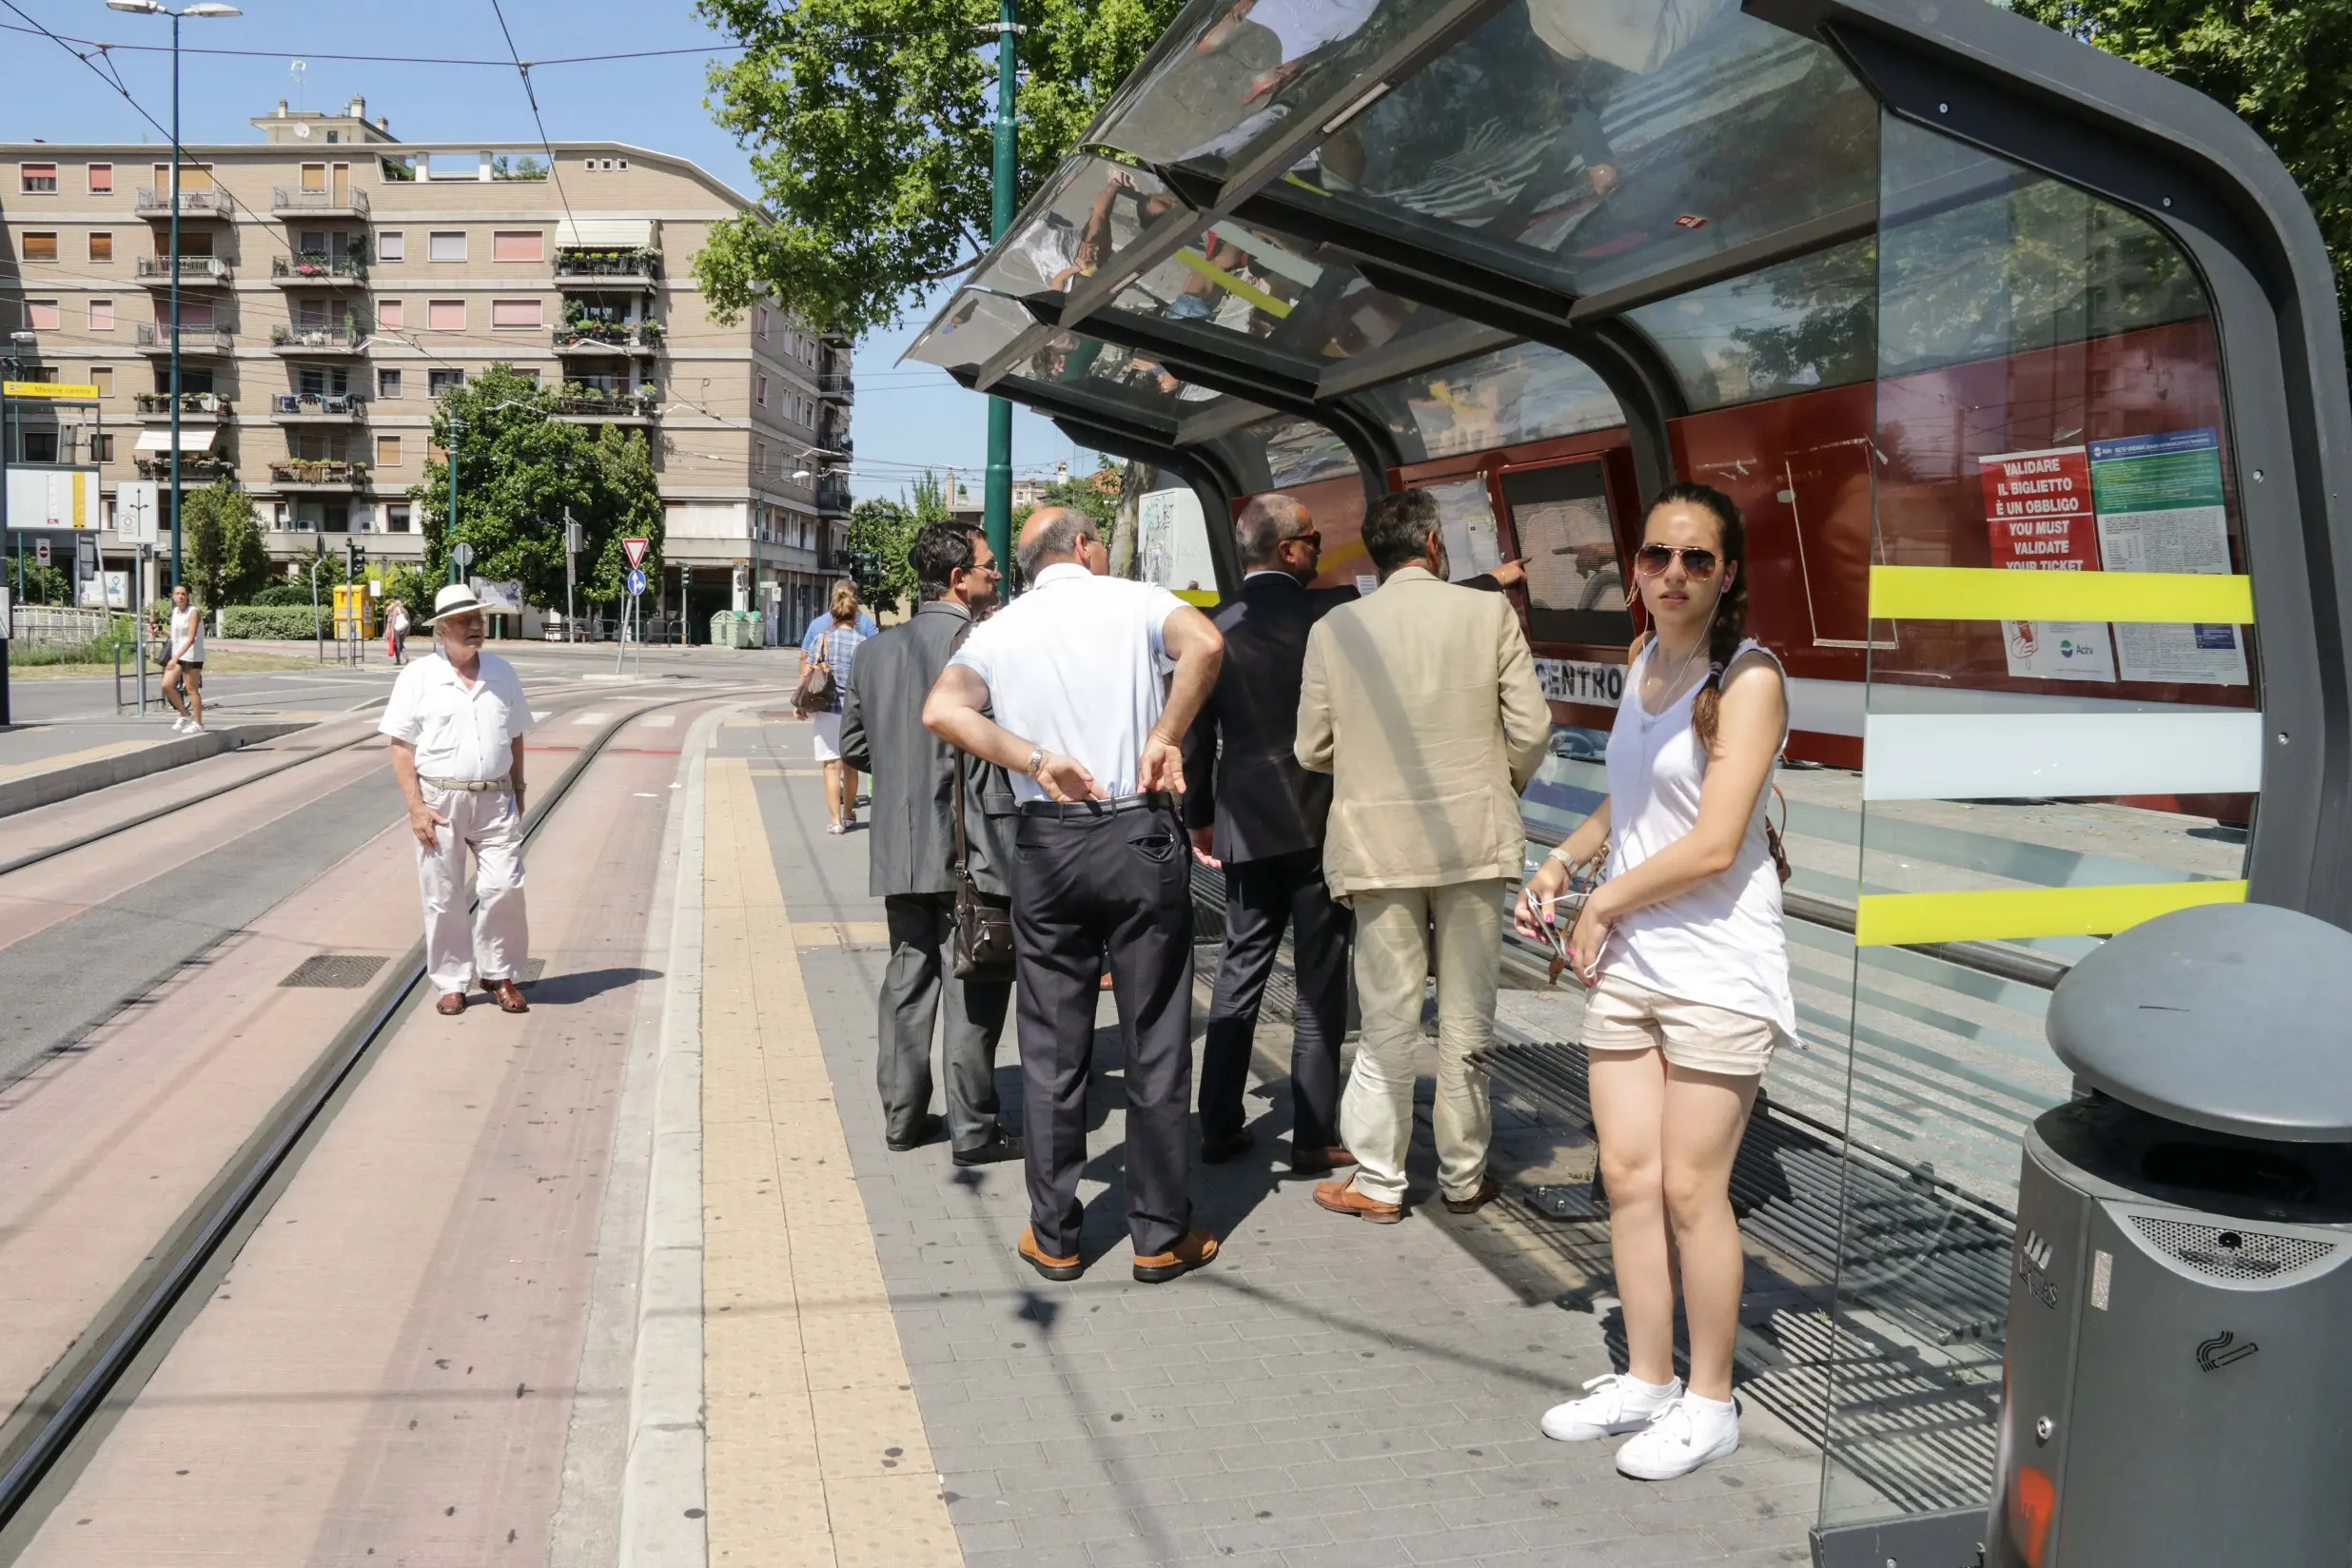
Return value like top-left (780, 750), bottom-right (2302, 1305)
top-left (1235, 493), bottom-right (1313, 571)
top-left (1016, 506), bottom-right (1099, 580)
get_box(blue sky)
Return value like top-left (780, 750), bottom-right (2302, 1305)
top-left (0, 0), bottom-right (1087, 503)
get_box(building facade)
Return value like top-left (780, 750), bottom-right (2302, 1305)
top-left (1, 95), bottom-right (853, 639)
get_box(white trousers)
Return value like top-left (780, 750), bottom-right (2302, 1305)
top-left (416, 784), bottom-right (529, 995)
top-left (1339, 879), bottom-right (1507, 1205)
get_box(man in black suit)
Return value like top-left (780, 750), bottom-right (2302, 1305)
top-left (1182, 494), bottom-right (1360, 1175)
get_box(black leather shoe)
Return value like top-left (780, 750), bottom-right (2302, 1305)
top-left (886, 1113), bottom-right (942, 1152)
top-left (951, 1129), bottom-right (1025, 1166)
top-left (1201, 1130), bottom-right (1254, 1166)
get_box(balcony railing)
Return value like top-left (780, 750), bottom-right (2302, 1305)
top-left (820, 376), bottom-right (854, 405)
top-left (134, 187), bottom-right (236, 218)
top-left (134, 324), bottom-right (235, 353)
top-left (553, 246), bottom-right (661, 283)
top-left (135, 255), bottom-right (232, 284)
top-left (272, 392), bottom-right (368, 418)
top-left (268, 459), bottom-right (370, 486)
top-left (272, 253), bottom-right (369, 284)
top-left (814, 478), bottom-right (855, 515)
top-left (552, 322), bottom-right (664, 352)
top-left (133, 391), bottom-right (232, 417)
top-left (553, 391), bottom-right (660, 421)
top-left (270, 186), bottom-right (371, 217)
top-left (135, 451), bottom-right (234, 480)
top-left (270, 323), bottom-right (370, 352)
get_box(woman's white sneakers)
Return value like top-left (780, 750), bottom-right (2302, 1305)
top-left (1540, 1374), bottom-right (1741, 1480)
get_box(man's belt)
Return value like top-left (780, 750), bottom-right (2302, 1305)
top-left (1018, 791), bottom-right (1175, 820)
top-left (420, 774), bottom-right (512, 793)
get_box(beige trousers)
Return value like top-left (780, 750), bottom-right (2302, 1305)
top-left (1339, 878), bottom-right (1508, 1205)
top-left (416, 783), bottom-right (529, 996)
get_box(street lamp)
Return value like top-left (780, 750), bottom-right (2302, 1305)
top-left (105, 0), bottom-right (241, 593)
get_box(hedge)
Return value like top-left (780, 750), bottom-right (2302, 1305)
top-left (223, 605), bottom-right (330, 639)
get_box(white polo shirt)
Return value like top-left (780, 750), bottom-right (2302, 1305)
top-left (379, 650), bottom-right (535, 782)
top-left (949, 563), bottom-right (1186, 803)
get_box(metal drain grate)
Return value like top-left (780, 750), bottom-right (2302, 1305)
top-left (281, 954), bottom-right (390, 990)
top-left (515, 958), bottom-right (546, 984)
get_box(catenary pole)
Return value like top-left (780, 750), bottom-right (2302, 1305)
top-left (167, 10), bottom-right (183, 591)
top-left (982, 0), bottom-right (1018, 580)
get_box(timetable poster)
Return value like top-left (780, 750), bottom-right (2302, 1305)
top-left (2087, 429), bottom-right (2250, 685)
top-left (1979, 445), bottom-right (2117, 682)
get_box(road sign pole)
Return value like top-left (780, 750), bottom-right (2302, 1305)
top-left (984, 0), bottom-right (1019, 587)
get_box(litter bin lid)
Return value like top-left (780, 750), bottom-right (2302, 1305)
top-left (2048, 901), bottom-right (2352, 1143)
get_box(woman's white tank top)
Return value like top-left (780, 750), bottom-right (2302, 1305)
top-left (1599, 637), bottom-right (1796, 1043)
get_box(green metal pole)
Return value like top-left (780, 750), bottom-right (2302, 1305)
top-left (982, 0), bottom-right (1017, 578)
top-left (446, 417), bottom-right (461, 586)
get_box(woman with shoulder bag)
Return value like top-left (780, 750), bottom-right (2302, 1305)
top-left (1515, 482), bottom-right (1793, 1480)
top-left (799, 581), bottom-right (872, 833)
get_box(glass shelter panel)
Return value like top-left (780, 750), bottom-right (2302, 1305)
top-left (1363, 340), bottom-right (1622, 462)
top-left (905, 290), bottom-right (1039, 377)
top-left (970, 158), bottom-right (1190, 302)
top-left (1289, 2), bottom-right (1875, 303)
top-left (1813, 114), bottom-right (2263, 1535)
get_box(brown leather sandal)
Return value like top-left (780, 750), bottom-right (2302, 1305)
top-left (486, 978), bottom-right (530, 1014)
top-left (436, 991), bottom-right (467, 1016)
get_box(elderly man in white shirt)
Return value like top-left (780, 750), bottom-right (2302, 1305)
top-left (380, 582), bottom-right (537, 1017)
top-left (924, 507), bottom-right (1226, 1286)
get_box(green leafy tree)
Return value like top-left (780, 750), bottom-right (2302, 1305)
top-left (182, 480), bottom-right (271, 607)
top-left (695, 0), bottom-right (1187, 332)
top-left (2013, 0), bottom-right (2352, 361)
top-left (414, 364), bottom-right (664, 610)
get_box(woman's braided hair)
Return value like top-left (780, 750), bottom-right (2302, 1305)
top-left (1626, 481), bottom-right (1750, 753)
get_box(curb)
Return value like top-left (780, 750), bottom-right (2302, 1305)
top-left (0, 720), bottom-right (311, 819)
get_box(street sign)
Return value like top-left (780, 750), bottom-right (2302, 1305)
top-left (116, 482), bottom-right (160, 545)
top-left (451, 540), bottom-right (476, 570)
top-left (565, 517), bottom-right (583, 555)
top-left (3, 382), bottom-right (101, 401)
top-left (626, 567), bottom-right (647, 597)
top-left (622, 537), bottom-right (650, 570)
top-left (34, 539), bottom-right (50, 567)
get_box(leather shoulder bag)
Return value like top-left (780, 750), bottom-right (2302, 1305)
top-left (947, 618), bottom-right (1015, 982)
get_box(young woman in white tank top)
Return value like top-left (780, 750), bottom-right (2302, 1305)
top-left (1515, 483), bottom-right (1792, 1480)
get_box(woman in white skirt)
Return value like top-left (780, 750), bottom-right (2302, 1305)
top-left (798, 581), bottom-right (872, 833)
top-left (1516, 481), bottom-right (1793, 1480)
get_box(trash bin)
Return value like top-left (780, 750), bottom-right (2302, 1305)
top-left (709, 611), bottom-right (742, 648)
top-left (1989, 901), bottom-right (2352, 1568)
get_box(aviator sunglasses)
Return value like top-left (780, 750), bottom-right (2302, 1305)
top-left (1634, 542), bottom-right (1721, 578)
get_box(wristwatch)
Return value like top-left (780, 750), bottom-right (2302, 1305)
top-left (1026, 745), bottom-right (1046, 778)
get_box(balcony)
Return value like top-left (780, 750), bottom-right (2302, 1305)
top-left (271, 186), bottom-right (371, 220)
top-left (814, 477), bottom-right (855, 517)
top-left (821, 375), bottom-right (854, 407)
top-left (553, 390), bottom-right (659, 425)
top-left (135, 450), bottom-right (235, 480)
top-left (270, 324), bottom-right (369, 356)
top-left (272, 392), bottom-right (368, 422)
top-left (268, 458), bottom-right (371, 490)
top-left (135, 256), bottom-right (233, 287)
top-left (272, 254), bottom-right (369, 286)
top-left (552, 322), bottom-right (663, 357)
top-left (135, 186), bottom-right (236, 219)
top-left (554, 246), bottom-right (660, 290)
top-left (133, 391), bottom-right (232, 419)
top-left (135, 324), bottom-right (235, 355)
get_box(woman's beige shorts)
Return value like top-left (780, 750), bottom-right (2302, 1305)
top-left (1581, 973), bottom-right (1778, 1077)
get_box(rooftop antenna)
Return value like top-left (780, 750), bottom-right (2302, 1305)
top-left (289, 58), bottom-right (306, 114)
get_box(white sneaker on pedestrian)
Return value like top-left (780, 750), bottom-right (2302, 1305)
top-left (186, 721), bottom-right (205, 735)
top-left (1540, 1373), bottom-right (1682, 1442)
top-left (170, 715), bottom-right (188, 734)
top-left (826, 820), bottom-right (846, 835)
top-left (1614, 1393), bottom-right (1739, 1480)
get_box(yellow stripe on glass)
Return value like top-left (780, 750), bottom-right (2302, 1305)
top-left (1869, 565), bottom-right (2254, 624)
top-left (1854, 880), bottom-right (2248, 947)
top-left (1171, 248), bottom-right (1292, 319)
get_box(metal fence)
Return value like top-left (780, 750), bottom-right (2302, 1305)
top-left (8, 604), bottom-right (116, 651)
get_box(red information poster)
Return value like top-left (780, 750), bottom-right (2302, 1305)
top-left (1978, 446), bottom-right (2116, 682)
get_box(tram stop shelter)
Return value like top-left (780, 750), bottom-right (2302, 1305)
top-left (911, 0), bottom-right (2352, 1561)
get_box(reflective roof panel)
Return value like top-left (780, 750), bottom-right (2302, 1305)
top-left (1284, 3), bottom-right (1876, 304)
top-left (1091, 0), bottom-right (1477, 181)
top-left (1623, 237), bottom-right (1876, 411)
top-left (904, 289), bottom-right (1040, 377)
top-left (1000, 326), bottom-right (1244, 421)
top-left (970, 157), bottom-right (1194, 303)
top-left (1361, 340), bottom-right (1623, 463)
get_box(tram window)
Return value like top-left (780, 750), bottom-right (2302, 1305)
top-left (1498, 460), bottom-right (1632, 647)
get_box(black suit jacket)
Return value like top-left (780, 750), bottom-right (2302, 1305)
top-left (839, 600), bottom-right (1016, 898)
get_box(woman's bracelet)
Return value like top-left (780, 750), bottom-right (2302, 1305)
top-left (1545, 842), bottom-right (1581, 868)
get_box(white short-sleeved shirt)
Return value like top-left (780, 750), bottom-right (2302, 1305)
top-left (379, 651), bottom-right (535, 781)
top-left (948, 563), bottom-right (1186, 803)
top-left (168, 604), bottom-right (205, 663)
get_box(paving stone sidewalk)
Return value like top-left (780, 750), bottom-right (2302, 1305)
top-left (748, 762), bottom-right (1818, 1568)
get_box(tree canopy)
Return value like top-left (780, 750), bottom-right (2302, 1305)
top-left (695, 0), bottom-right (1186, 333)
top-left (412, 365), bottom-right (665, 609)
top-left (2015, 0), bottom-right (2352, 355)
top-left (183, 480), bottom-right (272, 608)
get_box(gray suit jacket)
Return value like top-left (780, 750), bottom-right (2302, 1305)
top-left (839, 600), bottom-right (1016, 898)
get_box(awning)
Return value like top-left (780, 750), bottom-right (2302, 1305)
top-left (557, 218), bottom-right (655, 248)
top-left (133, 426), bottom-right (219, 454)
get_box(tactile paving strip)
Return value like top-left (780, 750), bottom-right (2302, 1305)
top-left (280, 954), bottom-right (391, 989)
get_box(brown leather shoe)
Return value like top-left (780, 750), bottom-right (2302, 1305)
top-left (1314, 1179), bottom-right (1403, 1224)
top-left (1442, 1173), bottom-right (1503, 1214)
top-left (436, 990), bottom-right (467, 1016)
top-left (1017, 1227), bottom-right (1083, 1283)
top-left (1291, 1145), bottom-right (1358, 1176)
top-left (485, 977), bottom-right (529, 1014)
top-left (1132, 1229), bottom-right (1219, 1284)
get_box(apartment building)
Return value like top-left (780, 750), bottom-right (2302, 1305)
top-left (0, 95), bottom-right (854, 638)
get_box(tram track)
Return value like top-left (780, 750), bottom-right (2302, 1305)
top-left (0, 685), bottom-right (762, 1551)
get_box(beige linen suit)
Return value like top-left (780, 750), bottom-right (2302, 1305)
top-left (1297, 566), bottom-right (1552, 1205)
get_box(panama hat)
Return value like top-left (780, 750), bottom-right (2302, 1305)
top-left (422, 582), bottom-right (490, 625)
